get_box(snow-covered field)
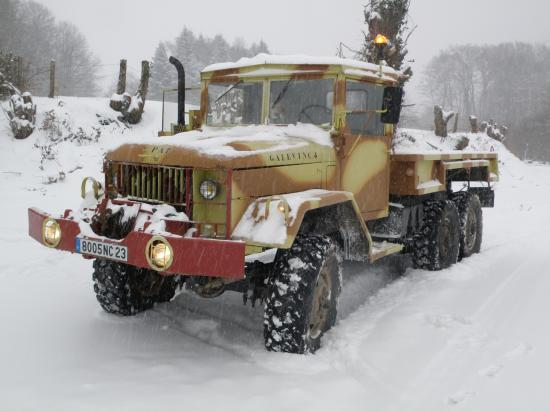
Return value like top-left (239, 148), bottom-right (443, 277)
top-left (1, 97), bottom-right (549, 411)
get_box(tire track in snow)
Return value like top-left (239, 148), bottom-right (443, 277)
top-left (404, 236), bottom-right (544, 410)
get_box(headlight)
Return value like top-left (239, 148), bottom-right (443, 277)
top-left (199, 179), bottom-right (218, 200)
top-left (146, 236), bottom-right (174, 271)
top-left (42, 218), bottom-right (61, 248)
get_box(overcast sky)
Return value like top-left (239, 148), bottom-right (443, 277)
top-left (38, 0), bottom-right (550, 97)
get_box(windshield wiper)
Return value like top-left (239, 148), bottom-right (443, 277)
top-left (215, 80), bottom-right (243, 103)
top-left (271, 78), bottom-right (294, 108)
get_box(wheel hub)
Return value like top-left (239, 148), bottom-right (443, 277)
top-left (308, 259), bottom-right (333, 339)
top-left (465, 208), bottom-right (478, 251)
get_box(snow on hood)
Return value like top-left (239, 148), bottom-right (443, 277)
top-left (121, 123), bottom-right (333, 159)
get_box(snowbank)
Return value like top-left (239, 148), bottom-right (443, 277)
top-left (0, 96), bottom-right (167, 187)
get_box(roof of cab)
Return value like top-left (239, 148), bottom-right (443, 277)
top-left (201, 53), bottom-right (402, 83)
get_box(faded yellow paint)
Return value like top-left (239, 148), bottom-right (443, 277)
top-left (342, 139), bottom-right (387, 193)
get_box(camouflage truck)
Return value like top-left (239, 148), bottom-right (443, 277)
top-left (28, 53), bottom-right (498, 354)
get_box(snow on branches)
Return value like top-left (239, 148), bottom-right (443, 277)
top-left (0, 70), bottom-right (36, 139)
top-left (358, 0), bottom-right (415, 81)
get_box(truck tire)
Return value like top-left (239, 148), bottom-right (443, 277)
top-left (264, 234), bottom-right (342, 354)
top-left (92, 259), bottom-right (179, 316)
top-left (412, 200), bottom-right (460, 271)
top-left (453, 192), bottom-right (483, 260)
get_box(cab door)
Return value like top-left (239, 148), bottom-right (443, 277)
top-left (339, 80), bottom-right (391, 220)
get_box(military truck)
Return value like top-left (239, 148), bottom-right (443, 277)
top-left (28, 53), bottom-right (498, 354)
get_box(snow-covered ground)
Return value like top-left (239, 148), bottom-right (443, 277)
top-left (1, 97), bottom-right (549, 411)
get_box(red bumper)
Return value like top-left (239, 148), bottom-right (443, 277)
top-left (28, 207), bottom-right (246, 279)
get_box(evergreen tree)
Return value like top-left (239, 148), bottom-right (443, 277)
top-left (358, 0), bottom-right (414, 76)
top-left (149, 28), bottom-right (270, 103)
top-left (250, 40), bottom-right (269, 57)
top-left (149, 42), bottom-right (175, 100)
top-left (174, 27), bottom-right (201, 86)
top-left (209, 34), bottom-right (230, 65)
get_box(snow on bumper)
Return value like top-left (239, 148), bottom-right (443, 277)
top-left (28, 207), bottom-right (245, 279)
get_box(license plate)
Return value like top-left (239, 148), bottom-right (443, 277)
top-left (76, 238), bottom-right (128, 262)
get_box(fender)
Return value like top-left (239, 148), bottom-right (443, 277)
top-left (232, 189), bottom-right (373, 258)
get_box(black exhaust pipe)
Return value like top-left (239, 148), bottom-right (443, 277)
top-left (169, 56), bottom-right (186, 128)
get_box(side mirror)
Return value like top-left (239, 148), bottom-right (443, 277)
top-left (381, 86), bottom-right (403, 124)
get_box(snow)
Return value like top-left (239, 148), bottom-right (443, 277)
top-left (417, 179), bottom-right (443, 190)
top-left (245, 248), bottom-right (277, 264)
top-left (1, 96), bottom-right (550, 411)
top-left (124, 123), bottom-right (333, 159)
top-left (232, 189), bottom-right (328, 245)
top-left (394, 128), bottom-right (507, 157)
top-left (202, 53), bottom-right (401, 79)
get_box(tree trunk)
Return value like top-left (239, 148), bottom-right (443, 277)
top-left (125, 60), bottom-right (150, 124)
top-left (49, 60), bottom-right (55, 98)
top-left (434, 105), bottom-right (455, 138)
top-left (116, 59), bottom-right (127, 95)
top-left (469, 116), bottom-right (479, 133)
top-left (110, 59), bottom-right (127, 112)
top-left (480, 121), bottom-right (488, 133)
top-left (452, 112), bottom-right (459, 133)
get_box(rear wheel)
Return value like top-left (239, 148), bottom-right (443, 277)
top-left (453, 192), bottom-right (483, 260)
top-left (412, 200), bottom-right (460, 271)
top-left (264, 234), bottom-right (342, 354)
top-left (92, 259), bottom-right (181, 316)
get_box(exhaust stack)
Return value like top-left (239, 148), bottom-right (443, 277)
top-left (169, 56), bottom-right (186, 128)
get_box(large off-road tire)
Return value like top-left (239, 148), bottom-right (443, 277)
top-left (264, 234), bottom-right (342, 354)
top-left (453, 192), bottom-right (483, 260)
top-left (412, 200), bottom-right (460, 271)
top-left (92, 259), bottom-right (180, 316)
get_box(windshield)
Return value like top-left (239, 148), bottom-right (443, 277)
top-left (207, 81), bottom-right (263, 126)
top-left (269, 79), bottom-right (334, 126)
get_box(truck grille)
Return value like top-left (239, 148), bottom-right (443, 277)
top-left (107, 162), bottom-right (191, 208)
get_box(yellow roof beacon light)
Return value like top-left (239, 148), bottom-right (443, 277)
top-left (374, 34), bottom-right (389, 77)
top-left (374, 34), bottom-right (389, 46)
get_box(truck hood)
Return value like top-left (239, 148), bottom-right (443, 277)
top-left (106, 124), bottom-right (336, 169)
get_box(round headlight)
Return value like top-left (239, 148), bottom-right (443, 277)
top-left (199, 179), bottom-right (218, 200)
top-left (42, 218), bottom-right (61, 248)
top-left (146, 236), bottom-right (174, 271)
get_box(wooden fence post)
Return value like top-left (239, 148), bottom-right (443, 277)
top-left (117, 59), bottom-right (127, 95)
top-left (434, 105), bottom-right (455, 139)
top-left (452, 112), bottom-right (459, 133)
top-left (49, 59), bottom-right (55, 98)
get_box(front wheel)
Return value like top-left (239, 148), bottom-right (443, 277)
top-left (264, 234), bottom-right (342, 354)
top-left (92, 259), bottom-right (181, 316)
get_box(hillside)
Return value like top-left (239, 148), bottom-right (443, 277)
top-left (0, 97), bottom-right (549, 411)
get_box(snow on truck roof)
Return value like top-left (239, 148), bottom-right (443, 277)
top-left (202, 53), bottom-right (402, 81)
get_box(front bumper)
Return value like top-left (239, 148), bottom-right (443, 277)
top-left (28, 207), bottom-right (246, 279)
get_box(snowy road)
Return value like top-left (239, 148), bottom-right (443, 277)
top-left (1, 98), bottom-right (550, 411)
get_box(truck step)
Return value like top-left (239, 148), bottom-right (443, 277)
top-left (370, 241), bottom-right (404, 263)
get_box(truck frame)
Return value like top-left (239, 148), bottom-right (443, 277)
top-left (28, 53), bottom-right (498, 354)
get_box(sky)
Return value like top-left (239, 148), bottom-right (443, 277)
top-left (36, 0), bottom-right (550, 99)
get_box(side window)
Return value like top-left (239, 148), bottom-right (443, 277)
top-left (345, 81), bottom-right (385, 135)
